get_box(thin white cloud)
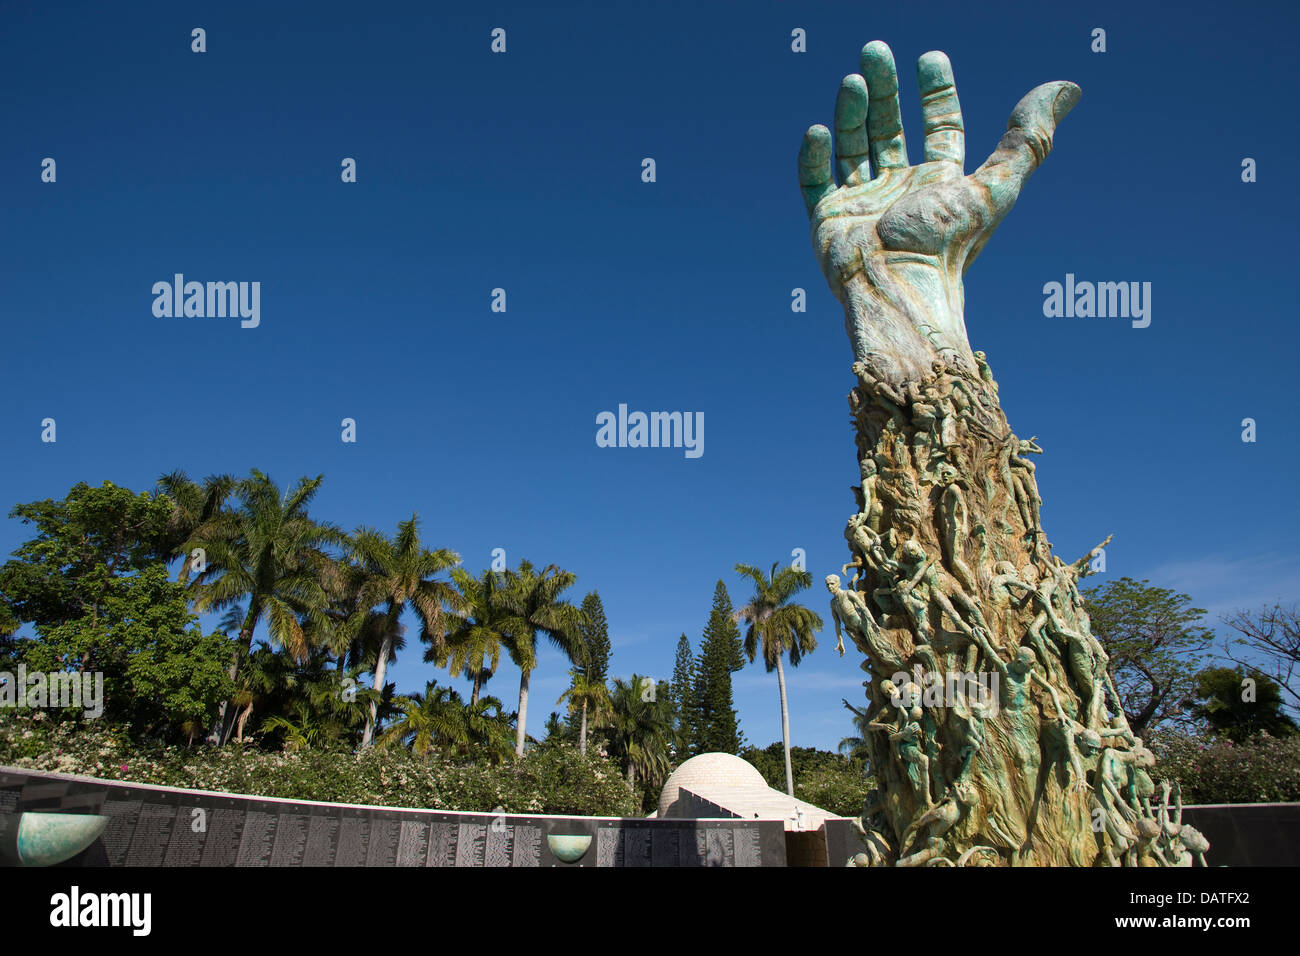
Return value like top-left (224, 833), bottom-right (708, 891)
top-left (1141, 553), bottom-right (1300, 624)
top-left (733, 669), bottom-right (864, 692)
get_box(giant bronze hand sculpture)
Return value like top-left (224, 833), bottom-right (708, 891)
top-left (800, 42), bottom-right (1078, 386)
top-left (804, 42), bottom-right (1203, 867)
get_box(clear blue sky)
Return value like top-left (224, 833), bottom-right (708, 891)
top-left (3, 0), bottom-right (1298, 751)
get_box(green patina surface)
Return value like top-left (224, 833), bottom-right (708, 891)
top-left (803, 41), bottom-right (1206, 867)
top-left (16, 812), bottom-right (108, 867)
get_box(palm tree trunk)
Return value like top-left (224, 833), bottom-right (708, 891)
top-left (471, 671), bottom-right (481, 707)
top-left (775, 654), bottom-right (795, 797)
top-left (361, 630), bottom-right (394, 748)
top-left (515, 668), bottom-right (531, 757)
top-left (236, 701), bottom-right (253, 743)
top-left (579, 700), bottom-right (588, 754)
top-left (215, 604), bottom-right (259, 745)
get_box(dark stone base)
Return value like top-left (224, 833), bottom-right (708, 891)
top-left (0, 767), bottom-right (786, 867)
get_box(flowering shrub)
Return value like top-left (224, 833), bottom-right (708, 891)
top-left (795, 766), bottom-right (874, 817)
top-left (0, 710), bottom-right (637, 817)
top-left (1149, 730), bottom-right (1300, 804)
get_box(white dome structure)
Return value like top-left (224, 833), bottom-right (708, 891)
top-left (657, 753), bottom-right (770, 818)
top-left (657, 752), bottom-right (844, 833)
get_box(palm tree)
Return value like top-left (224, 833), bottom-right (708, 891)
top-left (459, 694), bottom-right (515, 764)
top-left (431, 568), bottom-right (511, 706)
top-left (342, 515), bottom-right (461, 747)
top-left (380, 682), bottom-right (513, 762)
top-left (238, 640), bottom-right (375, 748)
top-left (158, 470), bottom-right (237, 574)
top-left (156, 470), bottom-right (236, 581)
top-left (380, 683), bottom-right (468, 756)
top-left (542, 712), bottom-right (567, 742)
top-left (497, 560), bottom-right (587, 757)
top-left (230, 642), bottom-right (291, 744)
top-left (558, 670), bottom-right (611, 754)
top-left (309, 551), bottom-right (367, 677)
top-left (839, 698), bottom-right (873, 769)
top-left (260, 699), bottom-right (328, 752)
top-left (179, 470), bottom-right (344, 744)
top-left (734, 562), bottom-right (824, 797)
top-left (606, 675), bottom-right (674, 790)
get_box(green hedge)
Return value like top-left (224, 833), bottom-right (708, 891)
top-left (1149, 730), bottom-right (1300, 804)
top-left (0, 710), bottom-right (638, 817)
top-left (738, 743), bottom-right (871, 817)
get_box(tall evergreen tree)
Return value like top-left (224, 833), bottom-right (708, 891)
top-left (670, 633), bottom-right (696, 756)
top-left (579, 592), bottom-right (611, 681)
top-left (565, 591), bottom-right (612, 739)
top-left (691, 581), bottom-right (746, 756)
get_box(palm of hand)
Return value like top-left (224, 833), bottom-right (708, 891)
top-left (799, 41), bottom-right (1080, 386)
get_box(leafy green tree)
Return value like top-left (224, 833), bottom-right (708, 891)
top-left (734, 562), bottom-right (824, 796)
top-left (742, 741), bottom-right (873, 817)
top-left (1082, 577), bottom-right (1213, 734)
top-left (1148, 729), bottom-right (1300, 804)
top-left (0, 481), bottom-right (174, 631)
top-left (497, 560), bottom-right (586, 756)
top-left (0, 482), bottom-right (233, 744)
top-left (0, 602), bottom-right (17, 640)
top-left (1190, 666), bottom-right (1298, 743)
top-left (692, 581), bottom-right (747, 756)
top-left (0, 608), bottom-right (18, 672)
top-left (741, 743), bottom-right (864, 786)
top-left (177, 471), bottom-right (344, 743)
top-left (341, 516), bottom-right (461, 747)
top-left (20, 564), bottom-right (235, 743)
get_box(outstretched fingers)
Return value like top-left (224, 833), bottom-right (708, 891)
top-left (835, 74), bottom-right (871, 186)
top-left (917, 51), bottom-right (964, 167)
top-left (861, 41), bottom-right (909, 172)
top-left (971, 81), bottom-right (1081, 217)
top-left (799, 123), bottom-right (834, 217)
